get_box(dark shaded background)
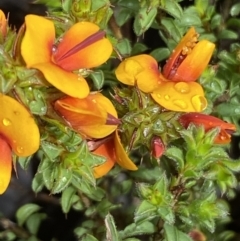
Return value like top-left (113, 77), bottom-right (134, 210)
top-left (0, 0), bottom-right (240, 240)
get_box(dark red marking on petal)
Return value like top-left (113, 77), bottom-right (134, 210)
top-left (57, 30), bottom-right (106, 61)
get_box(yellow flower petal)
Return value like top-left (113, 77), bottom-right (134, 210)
top-left (115, 54), bottom-right (161, 92)
top-left (21, 15), bottom-right (54, 66)
top-left (151, 81), bottom-right (207, 112)
top-left (0, 94), bottom-right (40, 156)
top-left (170, 40), bottom-right (215, 82)
top-left (54, 93), bottom-right (118, 138)
top-left (0, 9), bottom-right (7, 37)
top-left (93, 139), bottom-right (116, 178)
top-left (54, 22), bottom-right (113, 71)
top-left (163, 27), bottom-right (197, 79)
top-left (114, 131), bottom-right (138, 170)
top-left (0, 135), bottom-right (12, 194)
top-left (32, 62), bottom-right (89, 99)
top-left (163, 27), bottom-right (215, 82)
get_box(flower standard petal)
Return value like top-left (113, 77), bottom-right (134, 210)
top-left (54, 93), bottom-right (118, 138)
top-left (32, 62), bottom-right (89, 99)
top-left (0, 135), bottom-right (12, 194)
top-left (0, 94), bottom-right (40, 156)
top-left (114, 131), bottom-right (138, 170)
top-left (115, 54), bottom-right (161, 93)
top-left (163, 27), bottom-right (215, 82)
top-left (21, 15), bottom-right (54, 66)
top-left (169, 40), bottom-right (215, 82)
top-left (151, 81), bottom-right (207, 112)
top-left (179, 113), bottom-right (236, 144)
top-left (93, 139), bottom-right (116, 178)
top-left (53, 22), bottom-right (113, 71)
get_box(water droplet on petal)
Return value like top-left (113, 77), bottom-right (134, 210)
top-left (173, 100), bottom-right (187, 109)
top-left (157, 94), bottom-right (161, 98)
top-left (164, 95), bottom-right (170, 100)
top-left (174, 82), bottom-right (190, 93)
top-left (52, 45), bottom-right (57, 53)
top-left (17, 146), bottom-right (24, 154)
top-left (92, 99), bottom-right (97, 103)
top-left (191, 95), bottom-right (207, 112)
top-left (2, 118), bottom-right (11, 126)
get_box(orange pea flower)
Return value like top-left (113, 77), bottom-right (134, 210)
top-left (93, 131), bottom-right (138, 178)
top-left (0, 94), bottom-right (40, 194)
top-left (21, 15), bottom-right (112, 99)
top-left (115, 27), bottom-right (215, 112)
top-left (179, 112), bottom-right (236, 144)
top-left (0, 9), bottom-right (7, 38)
top-left (54, 92), bottom-right (120, 139)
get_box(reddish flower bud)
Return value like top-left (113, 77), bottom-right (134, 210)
top-left (179, 112), bottom-right (236, 144)
top-left (151, 136), bottom-right (165, 158)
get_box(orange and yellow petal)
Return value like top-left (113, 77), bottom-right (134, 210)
top-left (151, 81), bottom-right (207, 112)
top-left (21, 15), bottom-right (54, 66)
top-left (54, 93), bottom-right (118, 138)
top-left (169, 40), bottom-right (215, 82)
top-left (0, 94), bottom-right (40, 156)
top-left (163, 27), bottom-right (215, 82)
top-left (0, 10), bottom-right (7, 37)
top-left (0, 135), bottom-right (12, 194)
top-left (53, 22), bottom-right (112, 71)
top-left (179, 113), bottom-right (236, 144)
top-left (93, 139), bottom-right (116, 178)
top-left (163, 27), bottom-right (198, 79)
top-left (115, 54), bottom-right (161, 93)
top-left (32, 62), bottom-right (89, 99)
top-left (114, 131), bottom-right (138, 170)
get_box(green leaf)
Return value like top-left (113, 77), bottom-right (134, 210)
top-left (133, 7), bottom-right (157, 36)
top-left (41, 141), bottom-right (64, 160)
top-left (116, 8), bottom-right (132, 26)
top-left (16, 204), bottom-right (41, 226)
top-left (218, 30), bottom-right (238, 40)
top-left (26, 213), bottom-right (46, 235)
top-left (216, 103), bottom-right (240, 117)
top-left (134, 200), bottom-right (157, 223)
top-left (116, 38), bottom-right (132, 56)
top-left (164, 146), bottom-right (184, 171)
top-left (160, 0), bottom-right (183, 19)
top-left (164, 223), bottom-right (193, 241)
top-left (90, 70), bottom-right (104, 90)
top-left (131, 43), bottom-right (148, 55)
top-left (32, 173), bottom-right (45, 193)
top-left (230, 3), bottom-right (240, 16)
top-left (119, 221), bottom-right (155, 239)
top-left (61, 186), bottom-right (77, 214)
top-left (81, 234), bottom-right (99, 241)
top-left (150, 48), bottom-right (170, 62)
top-left (105, 213), bottom-right (119, 241)
top-left (157, 206), bottom-right (175, 224)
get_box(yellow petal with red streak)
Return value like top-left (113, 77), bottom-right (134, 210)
top-left (54, 22), bottom-right (112, 71)
top-left (0, 94), bottom-right (40, 156)
top-left (0, 136), bottom-right (12, 194)
top-left (54, 93), bottom-right (118, 138)
top-left (170, 40), bottom-right (215, 82)
top-left (151, 81), bottom-right (207, 112)
top-left (163, 27), bottom-right (197, 79)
